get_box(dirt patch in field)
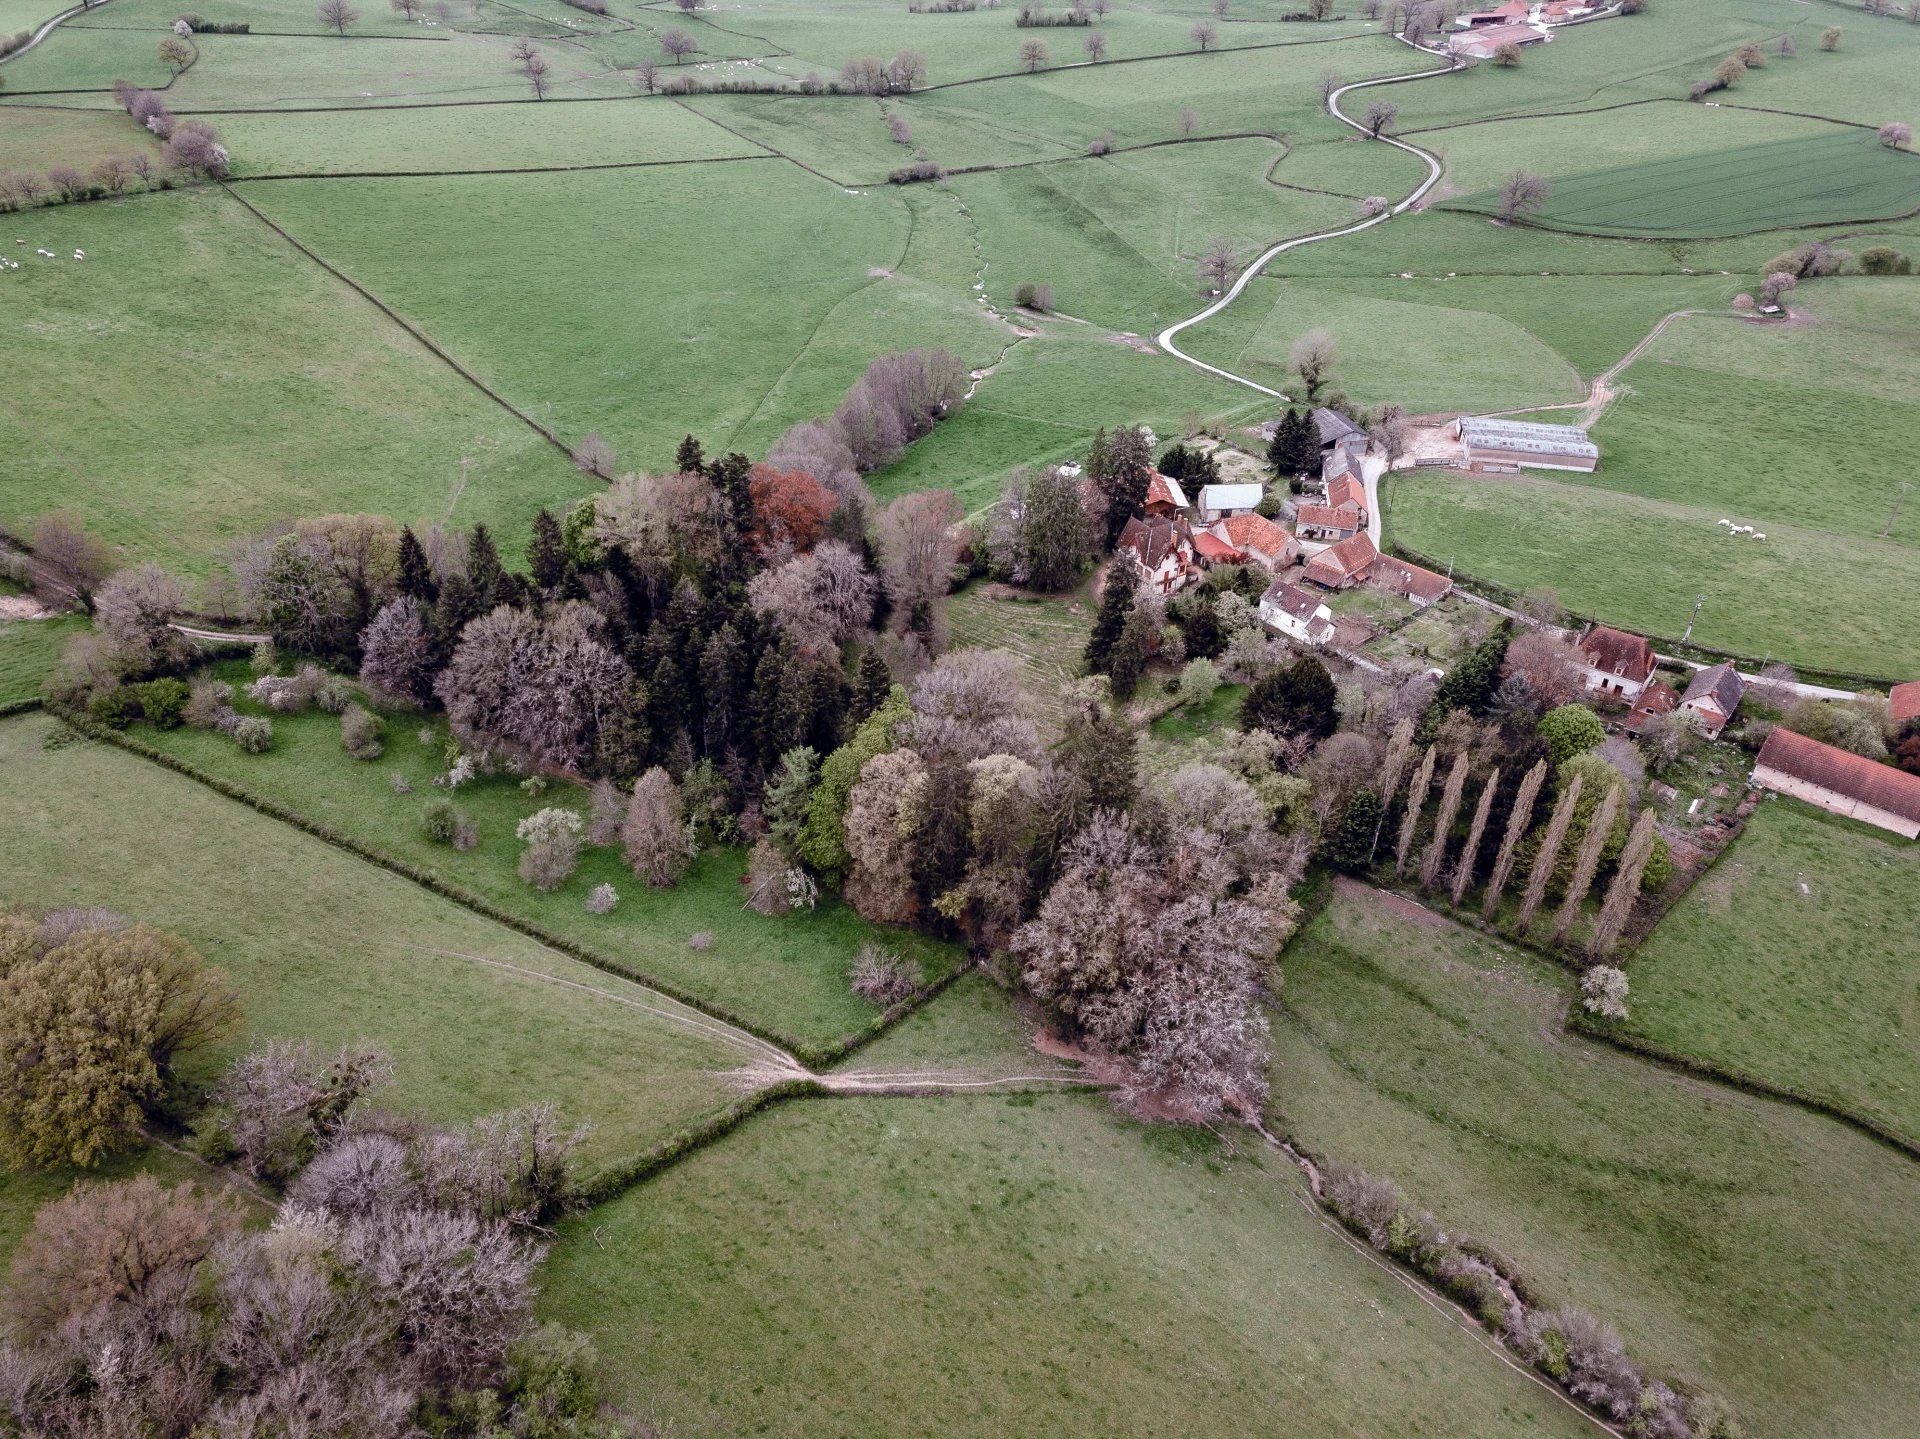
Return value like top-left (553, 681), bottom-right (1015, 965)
top-left (1334, 876), bottom-right (1449, 928)
top-left (0, 595), bottom-right (54, 620)
top-left (1110, 332), bottom-right (1157, 354)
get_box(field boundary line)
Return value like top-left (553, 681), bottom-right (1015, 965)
top-left (214, 180), bottom-right (576, 460)
top-left (226, 153), bottom-right (777, 182)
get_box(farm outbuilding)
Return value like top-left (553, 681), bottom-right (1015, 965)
top-left (1457, 416), bottom-right (1598, 472)
top-left (1751, 728), bottom-right (1920, 840)
top-left (1196, 482), bottom-right (1265, 522)
top-left (1449, 21), bottom-right (1549, 58)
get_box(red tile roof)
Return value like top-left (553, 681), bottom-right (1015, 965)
top-left (1117, 515), bottom-right (1192, 571)
top-left (1219, 512), bottom-right (1293, 556)
top-left (1144, 471), bottom-right (1188, 511)
top-left (1370, 557), bottom-right (1452, 604)
top-left (1326, 474), bottom-right (1366, 514)
top-left (1890, 680), bottom-right (1920, 726)
top-left (1623, 681), bottom-right (1678, 733)
top-left (1192, 530), bottom-right (1238, 562)
top-left (1755, 727), bottom-right (1920, 826)
top-left (1578, 625), bottom-right (1656, 684)
top-left (1295, 503), bottom-right (1359, 532)
top-left (1304, 532), bottom-right (1379, 586)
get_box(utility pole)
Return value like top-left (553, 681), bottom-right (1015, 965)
top-left (1680, 593), bottom-right (1705, 646)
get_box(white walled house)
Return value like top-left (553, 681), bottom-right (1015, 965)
top-left (1259, 579), bottom-right (1335, 647)
top-left (1195, 483), bottom-right (1264, 523)
top-left (1576, 625), bottom-right (1656, 702)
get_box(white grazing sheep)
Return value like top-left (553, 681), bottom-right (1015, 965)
top-left (1752, 533), bottom-right (1765, 541)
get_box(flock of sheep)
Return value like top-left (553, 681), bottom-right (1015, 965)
top-left (1717, 518), bottom-right (1766, 540)
top-left (6, 242), bottom-right (84, 271)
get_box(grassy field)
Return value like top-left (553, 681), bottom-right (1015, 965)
top-left (130, 666), bottom-right (964, 1050)
top-left (946, 577), bottom-right (1096, 734)
top-left (0, 615), bottom-right (83, 705)
top-left (220, 95), bottom-right (765, 174)
top-left (539, 1093), bottom-right (1598, 1438)
top-left (1272, 885), bottom-right (1920, 1439)
top-left (0, 712), bottom-right (748, 1166)
top-left (1622, 799), bottom-right (1920, 1145)
top-left (0, 187), bottom-right (589, 583)
top-left (237, 164), bottom-right (1008, 475)
top-left (1386, 282), bottom-right (1920, 675)
top-left (0, 105), bottom-right (161, 173)
top-left (839, 971), bottom-right (1079, 1079)
top-left (1445, 131), bottom-right (1920, 238)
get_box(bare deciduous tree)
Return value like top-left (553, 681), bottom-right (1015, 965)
top-left (1196, 235), bottom-right (1238, 293)
top-left (661, 26), bottom-right (697, 61)
top-left (316, 0), bottom-right (359, 32)
top-left (623, 766), bottom-right (694, 887)
top-left (844, 747), bottom-right (927, 922)
top-left (1018, 36), bottom-right (1050, 70)
top-left (1084, 28), bottom-right (1107, 59)
top-left (1483, 758), bottom-right (1545, 918)
top-left (31, 509), bottom-right (113, 609)
top-left (1361, 98), bottom-right (1398, 136)
top-left (1450, 768), bottom-right (1500, 907)
top-left (572, 431), bottom-right (616, 478)
top-left (1515, 773), bottom-right (1583, 935)
top-left (1589, 806), bottom-right (1659, 958)
top-left (1393, 744), bottom-right (1437, 874)
top-left (1190, 18), bottom-right (1218, 48)
top-left (1879, 121), bottom-right (1913, 149)
top-left (632, 56), bottom-right (661, 91)
top-left (1550, 783), bottom-right (1620, 945)
top-left (910, 647), bottom-right (1041, 763)
top-left (1177, 104), bottom-right (1199, 135)
top-left (1496, 168), bottom-right (1550, 222)
top-left (1319, 67), bottom-right (1342, 104)
top-left (748, 541), bottom-right (877, 655)
top-left (522, 50), bottom-right (552, 99)
top-left (1288, 326), bottom-right (1337, 402)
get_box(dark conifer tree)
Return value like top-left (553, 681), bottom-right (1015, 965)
top-left (697, 622), bottom-right (748, 759)
top-left (1102, 426), bottom-right (1155, 547)
top-left (851, 647), bottom-right (892, 724)
top-left (675, 434), bottom-right (705, 474)
top-left (1181, 601), bottom-right (1225, 660)
top-left (527, 508), bottom-right (566, 592)
top-left (1241, 654), bottom-right (1340, 741)
top-left (1324, 791), bottom-right (1384, 874)
top-left (1059, 696), bottom-right (1137, 812)
top-left (430, 572), bottom-right (479, 659)
top-left (465, 524), bottom-right (507, 610)
top-left (1108, 606), bottom-right (1152, 701)
top-left (647, 651), bottom-right (688, 753)
top-left (397, 526), bottom-right (435, 603)
top-left (749, 639), bottom-right (792, 769)
top-left (1084, 575), bottom-right (1134, 674)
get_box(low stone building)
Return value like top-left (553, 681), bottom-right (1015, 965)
top-left (1294, 502), bottom-right (1363, 542)
top-left (1751, 728), bottom-right (1920, 839)
top-left (1302, 532), bottom-right (1380, 591)
top-left (1678, 662), bottom-right (1744, 739)
top-left (1195, 482), bottom-right (1264, 523)
top-left (1208, 512), bottom-right (1299, 571)
top-left (1457, 416), bottom-right (1597, 472)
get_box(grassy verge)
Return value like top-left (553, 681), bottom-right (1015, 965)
top-left (1270, 884), bottom-right (1920, 1439)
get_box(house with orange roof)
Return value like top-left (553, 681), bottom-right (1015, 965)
top-left (1302, 532), bottom-right (1379, 590)
top-left (1889, 679), bottom-right (1920, 729)
top-left (1116, 515), bottom-right (1200, 596)
top-left (1209, 512), bottom-right (1299, 571)
top-left (1575, 624), bottom-right (1657, 702)
top-left (1143, 471), bottom-right (1189, 517)
top-left (1752, 728), bottom-right (1920, 839)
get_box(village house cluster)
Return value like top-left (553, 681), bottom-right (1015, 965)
top-left (1114, 408), bottom-right (1453, 651)
top-left (1446, 0), bottom-right (1601, 60)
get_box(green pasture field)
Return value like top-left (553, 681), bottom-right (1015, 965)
top-left (0, 615), bottom-right (84, 704)
top-left (0, 0), bottom-right (58, 36)
top-left (1424, 100), bottom-right (1843, 202)
top-left (640, 0), bottom-right (1383, 88)
top-left (161, 31), bottom-right (631, 108)
top-left (1622, 799), bottom-right (1920, 1146)
top-left (1182, 272), bottom-right (1585, 412)
top-left (0, 104), bottom-right (160, 172)
top-left (838, 971), bottom-right (1079, 1079)
top-left (1703, 0), bottom-right (1920, 127)
top-left (539, 1093), bottom-right (1597, 1438)
top-left (63, 0), bottom-right (450, 35)
top-left (0, 22), bottom-right (175, 93)
top-left (0, 187), bottom-right (590, 583)
top-left (946, 577), bottom-right (1096, 735)
top-left (1388, 0), bottom-right (1782, 129)
top-left (951, 139), bottom-right (1361, 331)
top-left (130, 669), bottom-right (964, 1050)
top-left (1446, 131), bottom-right (1920, 238)
top-left (1272, 886), bottom-right (1920, 1439)
top-left (1146, 678), bottom-right (1246, 744)
top-left (0, 712), bottom-right (747, 1166)
top-left (1384, 468), bottom-right (1920, 676)
top-left (869, 327), bottom-right (1269, 515)
top-left (238, 164), bottom-right (1005, 475)
top-left (219, 94), bottom-right (761, 174)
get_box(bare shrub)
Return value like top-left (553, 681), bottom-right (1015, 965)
top-left (849, 941), bottom-right (918, 1005)
top-left (585, 882), bottom-right (619, 914)
top-left (212, 1039), bottom-right (393, 1184)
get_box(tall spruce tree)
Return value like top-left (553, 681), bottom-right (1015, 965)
top-left (396, 526), bottom-right (435, 603)
top-left (527, 508), bottom-right (566, 592)
top-left (1241, 655), bottom-right (1339, 741)
top-left (697, 622), bottom-right (748, 759)
top-left (465, 524), bottom-right (507, 610)
top-left (1084, 575), bottom-right (1134, 674)
top-left (852, 647), bottom-right (893, 724)
top-left (1267, 408), bottom-right (1319, 480)
top-left (675, 434), bottom-right (705, 474)
top-left (1108, 606), bottom-right (1153, 701)
top-left (1102, 426), bottom-right (1155, 548)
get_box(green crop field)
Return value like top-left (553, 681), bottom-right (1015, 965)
top-left (1622, 800), bottom-right (1920, 1146)
top-left (130, 666), bottom-right (964, 1050)
top-left (0, 105), bottom-right (162, 173)
top-left (0, 187), bottom-right (590, 584)
top-left (539, 1093), bottom-right (1598, 1438)
top-left (1273, 886), bottom-right (1920, 1439)
top-left (947, 577), bottom-right (1097, 734)
top-left (1446, 131), bottom-right (1920, 238)
top-left (0, 712), bottom-right (747, 1166)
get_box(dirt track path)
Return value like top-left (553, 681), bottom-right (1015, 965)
top-left (1475, 307), bottom-right (1721, 428)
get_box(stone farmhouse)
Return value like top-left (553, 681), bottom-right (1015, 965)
top-left (1751, 727), bottom-right (1920, 840)
top-left (1208, 512), bottom-right (1299, 571)
top-left (1115, 515), bottom-right (1200, 596)
top-left (1449, 20), bottom-right (1550, 58)
top-left (1298, 532), bottom-right (1451, 607)
top-left (1678, 662), bottom-right (1745, 739)
top-left (1196, 482), bottom-right (1265, 523)
top-left (1576, 624), bottom-right (1657, 701)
